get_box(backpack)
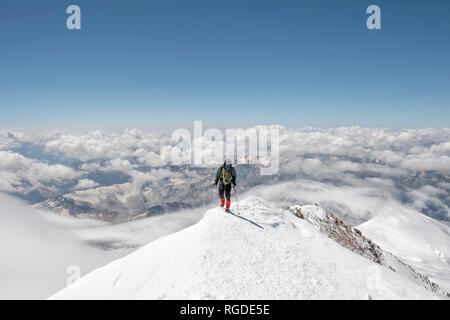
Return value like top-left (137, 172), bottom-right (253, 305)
top-left (220, 166), bottom-right (234, 185)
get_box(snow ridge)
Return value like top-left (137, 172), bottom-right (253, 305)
top-left (289, 205), bottom-right (447, 297)
top-left (51, 196), bottom-right (448, 300)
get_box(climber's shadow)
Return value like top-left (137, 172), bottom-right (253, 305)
top-left (229, 212), bottom-right (264, 229)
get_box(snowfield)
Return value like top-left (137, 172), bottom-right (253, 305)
top-left (358, 205), bottom-right (450, 292)
top-left (51, 197), bottom-right (447, 300)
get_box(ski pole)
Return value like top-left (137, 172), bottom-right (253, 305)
top-left (233, 185), bottom-right (240, 215)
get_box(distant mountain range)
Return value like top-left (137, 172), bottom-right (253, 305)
top-left (34, 165), bottom-right (265, 223)
top-left (32, 164), bottom-right (450, 225)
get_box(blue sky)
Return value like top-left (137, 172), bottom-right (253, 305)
top-left (0, 0), bottom-right (449, 129)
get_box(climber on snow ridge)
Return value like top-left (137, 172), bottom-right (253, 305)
top-left (214, 159), bottom-right (237, 212)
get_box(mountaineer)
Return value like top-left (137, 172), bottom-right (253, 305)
top-left (214, 159), bottom-right (237, 212)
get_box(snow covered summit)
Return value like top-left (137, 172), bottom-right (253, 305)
top-left (51, 196), bottom-right (446, 300)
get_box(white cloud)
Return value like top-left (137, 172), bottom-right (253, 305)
top-left (73, 179), bottom-right (99, 191)
top-left (5, 126), bottom-right (448, 176)
top-left (0, 150), bottom-right (79, 193)
top-left (0, 193), bottom-right (205, 299)
top-left (246, 179), bottom-right (396, 223)
top-left (0, 127), bottom-right (449, 218)
top-left (401, 155), bottom-right (450, 172)
top-left (42, 129), bottom-right (169, 162)
top-left (0, 193), bottom-right (117, 299)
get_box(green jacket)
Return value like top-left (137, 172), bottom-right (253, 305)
top-left (215, 165), bottom-right (236, 186)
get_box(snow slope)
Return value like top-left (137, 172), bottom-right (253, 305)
top-left (51, 197), bottom-right (445, 300)
top-left (358, 205), bottom-right (450, 292)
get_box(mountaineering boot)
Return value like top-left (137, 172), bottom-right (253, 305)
top-left (220, 197), bottom-right (225, 207)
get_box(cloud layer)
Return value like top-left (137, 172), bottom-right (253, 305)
top-left (0, 193), bottom-right (205, 299)
top-left (0, 126), bottom-right (449, 221)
